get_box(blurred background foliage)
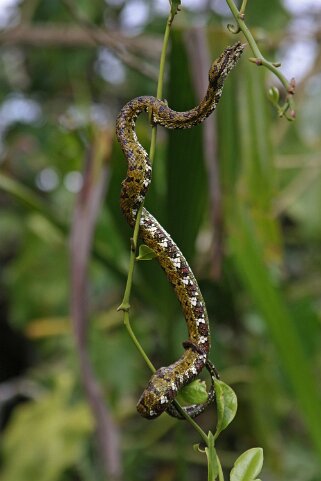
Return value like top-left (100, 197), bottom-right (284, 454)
top-left (0, 1), bottom-right (321, 480)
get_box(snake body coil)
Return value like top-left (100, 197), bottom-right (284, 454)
top-left (116, 42), bottom-right (244, 419)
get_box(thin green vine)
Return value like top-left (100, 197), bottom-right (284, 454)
top-left (226, 0), bottom-right (296, 120)
top-left (240, 0), bottom-right (248, 15)
top-left (172, 400), bottom-right (209, 444)
top-left (118, 12), bottom-right (172, 317)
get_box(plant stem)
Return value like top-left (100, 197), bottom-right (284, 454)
top-left (118, 10), bottom-right (171, 320)
top-left (172, 400), bottom-right (209, 445)
top-left (118, 13), bottom-right (172, 317)
top-left (217, 455), bottom-right (225, 481)
top-left (225, 0), bottom-right (295, 117)
top-left (240, 0), bottom-right (248, 15)
top-left (123, 311), bottom-right (156, 373)
top-left (157, 15), bottom-right (171, 100)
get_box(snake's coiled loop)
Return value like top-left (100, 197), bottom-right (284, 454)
top-left (166, 358), bottom-right (220, 419)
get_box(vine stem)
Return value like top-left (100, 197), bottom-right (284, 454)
top-left (118, 10), bottom-right (171, 314)
top-left (117, 13), bottom-right (171, 323)
top-left (172, 400), bottom-right (208, 445)
top-left (217, 455), bottom-right (225, 481)
top-left (240, 0), bottom-right (248, 15)
top-left (117, 10), bottom-right (209, 444)
top-left (225, 0), bottom-right (296, 118)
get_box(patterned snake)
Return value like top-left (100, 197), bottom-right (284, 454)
top-left (116, 42), bottom-right (244, 419)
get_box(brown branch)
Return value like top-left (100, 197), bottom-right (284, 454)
top-left (185, 27), bottom-right (224, 280)
top-left (70, 128), bottom-right (122, 480)
top-left (2, 23), bottom-right (320, 54)
top-left (0, 24), bottom-right (160, 80)
top-left (0, 24), bottom-right (161, 54)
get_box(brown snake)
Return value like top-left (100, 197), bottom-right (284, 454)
top-left (116, 42), bottom-right (244, 419)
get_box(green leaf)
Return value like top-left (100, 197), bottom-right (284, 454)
top-left (230, 448), bottom-right (264, 481)
top-left (136, 244), bottom-right (157, 261)
top-left (176, 379), bottom-right (208, 405)
top-left (205, 432), bottom-right (219, 481)
top-left (214, 379), bottom-right (238, 439)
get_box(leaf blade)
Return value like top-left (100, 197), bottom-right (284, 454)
top-left (176, 379), bottom-right (208, 405)
top-left (214, 379), bottom-right (238, 439)
top-left (230, 448), bottom-right (264, 481)
top-left (136, 244), bottom-right (157, 261)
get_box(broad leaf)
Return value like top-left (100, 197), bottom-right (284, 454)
top-left (230, 448), bottom-right (264, 481)
top-left (176, 379), bottom-right (208, 405)
top-left (214, 379), bottom-right (238, 439)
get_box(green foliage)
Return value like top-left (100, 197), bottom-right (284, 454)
top-left (219, 56), bottom-right (321, 459)
top-left (0, 374), bottom-right (93, 481)
top-left (194, 380), bottom-right (257, 481)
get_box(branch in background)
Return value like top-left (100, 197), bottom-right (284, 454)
top-left (0, 24), bottom-right (160, 81)
top-left (273, 166), bottom-right (321, 217)
top-left (0, 24), bottom-right (161, 54)
top-left (3, 23), bottom-right (321, 53)
top-left (70, 129), bottom-right (121, 480)
top-left (0, 173), bottom-right (129, 285)
top-left (185, 28), bottom-right (223, 280)
top-left (62, 0), bottom-right (159, 81)
top-left (276, 154), bottom-right (321, 169)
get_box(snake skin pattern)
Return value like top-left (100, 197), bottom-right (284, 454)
top-left (116, 42), bottom-right (244, 419)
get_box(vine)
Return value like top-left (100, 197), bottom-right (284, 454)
top-left (225, 0), bottom-right (296, 120)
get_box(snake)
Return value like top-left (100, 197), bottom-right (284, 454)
top-left (116, 42), bottom-right (244, 419)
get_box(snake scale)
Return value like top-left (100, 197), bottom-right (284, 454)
top-left (116, 42), bottom-right (244, 419)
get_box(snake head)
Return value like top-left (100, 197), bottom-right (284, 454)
top-left (208, 41), bottom-right (245, 87)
